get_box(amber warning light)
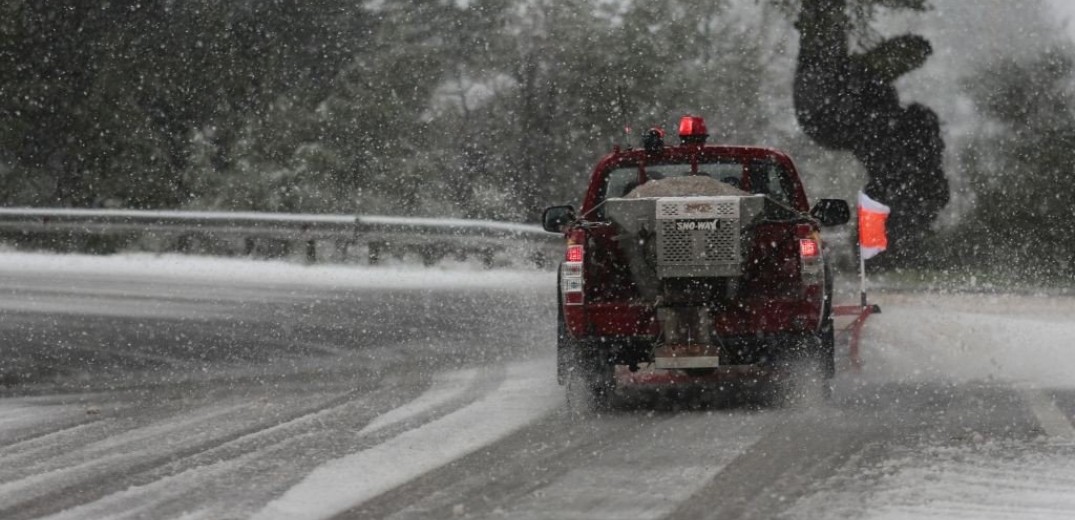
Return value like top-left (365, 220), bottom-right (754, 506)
top-left (678, 115), bottom-right (708, 144)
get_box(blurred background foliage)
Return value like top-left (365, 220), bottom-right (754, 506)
top-left (0, 0), bottom-right (1073, 274)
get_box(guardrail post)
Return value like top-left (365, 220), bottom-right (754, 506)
top-left (368, 240), bottom-right (382, 265)
top-left (333, 238), bottom-right (349, 262)
top-left (481, 247), bottom-right (495, 269)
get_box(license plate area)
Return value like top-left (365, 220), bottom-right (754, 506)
top-left (653, 344), bottom-right (720, 370)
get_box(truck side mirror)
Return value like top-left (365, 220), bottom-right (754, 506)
top-left (542, 205), bottom-right (576, 233)
top-left (810, 199), bottom-right (851, 227)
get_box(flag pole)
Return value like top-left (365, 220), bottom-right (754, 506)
top-left (859, 244), bottom-right (868, 308)
top-left (856, 190), bottom-right (889, 309)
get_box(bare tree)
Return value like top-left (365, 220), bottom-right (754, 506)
top-left (794, 0), bottom-right (949, 263)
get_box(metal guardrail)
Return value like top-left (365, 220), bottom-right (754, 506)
top-left (0, 208), bottom-right (563, 268)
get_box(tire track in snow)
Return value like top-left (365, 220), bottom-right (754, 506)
top-left (0, 401), bottom-right (255, 515)
top-left (0, 387), bottom-right (368, 520)
top-left (347, 386), bottom-right (778, 520)
top-left (437, 411), bottom-right (766, 520)
top-left (21, 364), bottom-right (508, 520)
top-left (0, 398), bottom-right (101, 448)
top-left (356, 367), bottom-right (483, 436)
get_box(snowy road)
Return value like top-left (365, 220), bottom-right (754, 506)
top-left (2, 253), bottom-right (1075, 519)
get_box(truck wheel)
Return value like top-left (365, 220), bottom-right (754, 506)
top-left (774, 335), bottom-right (832, 406)
top-left (565, 365), bottom-right (614, 414)
top-left (821, 261), bottom-right (836, 381)
top-left (564, 343), bottom-right (615, 415)
top-left (820, 318), bottom-right (836, 380)
top-left (556, 277), bottom-right (614, 414)
top-left (556, 304), bottom-right (571, 386)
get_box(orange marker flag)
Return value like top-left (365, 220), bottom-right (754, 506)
top-left (858, 191), bottom-right (890, 260)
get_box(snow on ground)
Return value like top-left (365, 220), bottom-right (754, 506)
top-left (356, 368), bottom-right (478, 436)
top-left (860, 444), bottom-right (1075, 520)
top-left (0, 251), bottom-right (552, 292)
top-left (787, 443), bottom-right (1075, 520)
top-left (0, 399), bottom-right (86, 439)
top-left (803, 291), bottom-right (1075, 520)
top-left (253, 360), bottom-right (560, 520)
top-left (7, 252), bottom-right (1075, 519)
top-left (860, 292), bottom-right (1075, 389)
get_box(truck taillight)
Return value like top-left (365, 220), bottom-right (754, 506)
top-left (799, 237), bottom-right (823, 292)
top-left (566, 244), bottom-right (584, 263)
top-left (562, 244), bottom-right (584, 305)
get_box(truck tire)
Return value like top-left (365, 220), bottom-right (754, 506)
top-left (773, 334), bottom-right (832, 406)
top-left (820, 260), bottom-right (836, 380)
top-left (565, 348), bottom-right (615, 415)
top-left (815, 262), bottom-right (837, 393)
top-left (557, 286), bottom-right (615, 413)
top-left (556, 303), bottom-right (571, 386)
top-left (819, 318), bottom-right (836, 380)
top-left (562, 337), bottom-right (615, 414)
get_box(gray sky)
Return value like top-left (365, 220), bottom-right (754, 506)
top-left (1046, 0), bottom-right (1075, 39)
top-left (854, 0), bottom-right (1068, 219)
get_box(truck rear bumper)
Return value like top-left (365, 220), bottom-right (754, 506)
top-left (565, 301), bottom-right (822, 338)
top-left (653, 343), bottom-right (721, 369)
top-left (617, 363), bottom-right (772, 386)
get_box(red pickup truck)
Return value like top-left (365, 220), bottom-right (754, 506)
top-left (542, 116), bottom-right (850, 410)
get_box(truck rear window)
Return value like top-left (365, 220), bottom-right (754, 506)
top-left (598, 159), bottom-right (795, 217)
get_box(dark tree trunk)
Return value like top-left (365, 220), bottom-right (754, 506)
top-left (794, 0), bottom-right (949, 265)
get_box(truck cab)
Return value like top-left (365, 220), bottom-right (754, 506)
top-left (544, 116), bottom-right (850, 409)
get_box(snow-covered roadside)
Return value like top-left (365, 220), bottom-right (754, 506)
top-left (787, 442), bottom-right (1075, 520)
top-left (0, 251), bottom-right (552, 292)
top-left (795, 292), bottom-right (1075, 520)
top-left (859, 292), bottom-right (1075, 389)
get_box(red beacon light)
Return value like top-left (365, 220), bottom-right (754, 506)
top-left (678, 115), bottom-right (708, 145)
